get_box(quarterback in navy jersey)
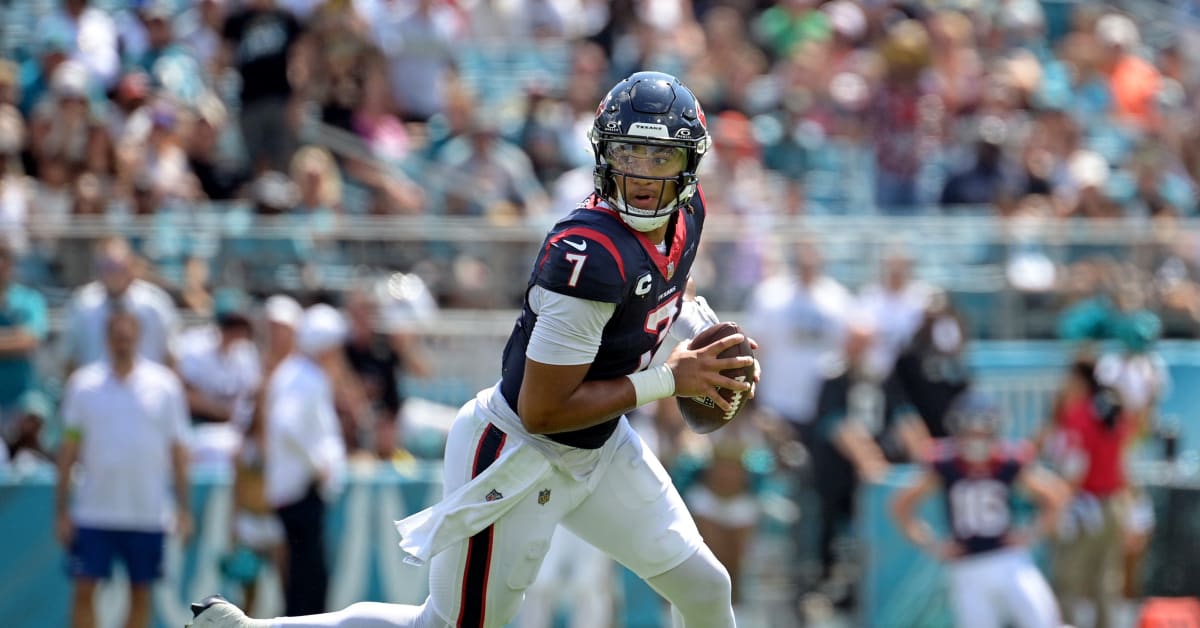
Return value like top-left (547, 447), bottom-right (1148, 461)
top-left (498, 189), bottom-right (706, 448)
top-left (190, 73), bottom-right (759, 628)
top-left (892, 392), bottom-right (1067, 628)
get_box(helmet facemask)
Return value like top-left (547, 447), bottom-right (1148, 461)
top-left (592, 137), bottom-right (702, 232)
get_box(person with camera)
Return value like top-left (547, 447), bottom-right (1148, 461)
top-left (1045, 357), bottom-right (1134, 628)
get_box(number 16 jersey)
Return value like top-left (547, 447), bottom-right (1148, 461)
top-left (929, 440), bottom-right (1032, 557)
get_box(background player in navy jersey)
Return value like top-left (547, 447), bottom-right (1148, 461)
top-left (190, 72), bottom-right (760, 628)
top-left (891, 391), bottom-right (1067, 628)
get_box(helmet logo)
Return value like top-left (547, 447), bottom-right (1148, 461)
top-left (674, 128), bottom-right (691, 138)
top-left (628, 122), bottom-right (670, 138)
top-left (605, 120), bottom-right (620, 130)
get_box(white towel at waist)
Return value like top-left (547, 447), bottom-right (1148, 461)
top-left (394, 440), bottom-right (551, 566)
top-left (395, 384), bottom-right (632, 565)
top-left (480, 384), bottom-right (626, 489)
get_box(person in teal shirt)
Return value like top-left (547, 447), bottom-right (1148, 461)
top-left (0, 242), bottom-right (48, 417)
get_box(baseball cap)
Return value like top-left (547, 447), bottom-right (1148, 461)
top-left (264, 294), bottom-right (303, 329)
top-left (213, 288), bottom-right (252, 329)
top-left (51, 61), bottom-right (90, 100)
top-left (16, 390), bottom-right (51, 420)
top-left (297, 304), bottom-right (347, 356)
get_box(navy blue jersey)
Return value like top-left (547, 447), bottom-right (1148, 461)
top-left (928, 439), bottom-right (1033, 557)
top-left (499, 192), bottom-right (705, 448)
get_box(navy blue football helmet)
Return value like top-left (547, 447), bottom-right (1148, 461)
top-left (945, 390), bottom-right (1003, 436)
top-left (589, 72), bottom-right (712, 231)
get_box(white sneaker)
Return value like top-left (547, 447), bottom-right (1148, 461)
top-left (187, 595), bottom-right (269, 628)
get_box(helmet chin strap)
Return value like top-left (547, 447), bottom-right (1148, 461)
top-left (608, 174), bottom-right (687, 232)
top-left (611, 191), bottom-right (678, 232)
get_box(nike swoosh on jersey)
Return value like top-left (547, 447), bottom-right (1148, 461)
top-left (562, 239), bottom-right (587, 251)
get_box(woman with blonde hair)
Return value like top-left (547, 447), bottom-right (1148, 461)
top-left (288, 146), bottom-right (343, 267)
top-left (290, 145), bottom-right (343, 213)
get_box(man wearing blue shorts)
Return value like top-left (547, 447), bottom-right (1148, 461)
top-left (56, 309), bottom-right (193, 628)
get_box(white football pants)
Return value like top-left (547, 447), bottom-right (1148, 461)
top-left (270, 394), bottom-right (734, 628)
top-left (946, 547), bottom-right (1061, 628)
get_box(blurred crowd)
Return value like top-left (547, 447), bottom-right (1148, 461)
top-left (3, 0), bottom-right (1200, 330)
top-left (0, 0), bottom-right (1198, 625)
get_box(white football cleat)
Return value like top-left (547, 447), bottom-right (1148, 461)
top-left (187, 595), bottom-right (270, 627)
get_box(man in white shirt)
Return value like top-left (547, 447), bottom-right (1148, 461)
top-left (62, 236), bottom-right (179, 373)
top-left (745, 241), bottom-right (852, 434)
top-left (263, 294), bottom-right (303, 376)
top-left (265, 304), bottom-right (349, 616)
top-left (36, 0), bottom-right (120, 90)
top-left (856, 247), bottom-right (935, 382)
top-left (56, 309), bottom-right (192, 628)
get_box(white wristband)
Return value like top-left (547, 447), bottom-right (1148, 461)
top-left (626, 364), bottom-right (676, 407)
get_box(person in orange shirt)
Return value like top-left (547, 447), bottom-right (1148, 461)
top-left (1097, 13), bottom-right (1161, 130)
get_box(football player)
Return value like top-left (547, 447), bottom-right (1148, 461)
top-left (891, 391), bottom-right (1066, 628)
top-left (190, 72), bottom-right (760, 628)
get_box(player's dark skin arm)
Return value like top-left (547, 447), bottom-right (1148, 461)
top-left (518, 334), bottom-right (753, 435)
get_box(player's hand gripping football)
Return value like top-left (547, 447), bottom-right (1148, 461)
top-left (666, 332), bottom-right (755, 413)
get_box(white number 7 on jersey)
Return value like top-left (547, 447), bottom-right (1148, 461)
top-left (565, 253), bottom-right (588, 287)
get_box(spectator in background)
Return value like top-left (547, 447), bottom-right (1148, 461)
top-left (55, 310), bottom-right (192, 628)
top-left (188, 95), bottom-right (249, 201)
top-left (0, 242), bottom-right (48, 427)
top-left (0, 105), bottom-right (34, 256)
top-left (940, 116), bottom-right (1021, 207)
top-left (221, 0), bottom-right (309, 173)
top-left (288, 146), bottom-right (345, 266)
top-left (36, 0), bottom-right (120, 91)
top-left (753, 0), bottom-right (830, 62)
top-left (350, 57), bottom-right (413, 166)
top-left (744, 240), bottom-right (851, 442)
top-left (685, 439), bottom-right (762, 607)
top-left (17, 26), bottom-right (72, 116)
top-left (127, 1), bottom-right (191, 77)
top-left (809, 323), bottom-right (899, 608)
top-left (1096, 307), bottom-right (1165, 600)
top-left (262, 294), bottom-right (302, 375)
top-left (857, 246), bottom-right (935, 383)
top-left (264, 304), bottom-right (348, 615)
top-left (3, 391), bottom-right (55, 474)
top-left (215, 293), bottom-right (299, 613)
top-left (341, 285), bottom-right (431, 460)
top-left (334, 54), bottom-right (427, 217)
top-left (363, 0), bottom-right (461, 124)
top-left (180, 0), bottom-right (230, 76)
top-left (1059, 149), bottom-right (1119, 219)
top-left (123, 100), bottom-right (196, 204)
top-left (176, 289), bottom-right (262, 465)
top-left (28, 61), bottom-right (111, 184)
top-left (1096, 13), bottom-right (1160, 132)
top-left (872, 19), bottom-right (942, 213)
top-left (1048, 358), bottom-right (1132, 628)
top-left (222, 390), bottom-right (285, 618)
top-left (105, 70), bottom-right (151, 153)
top-left (888, 292), bottom-right (972, 458)
top-left (435, 113), bottom-right (549, 219)
top-left (1096, 305), bottom-right (1168, 432)
top-left (0, 60), bottom-right (19, 107)
top-left (62, 237), bottom-right (179, 373)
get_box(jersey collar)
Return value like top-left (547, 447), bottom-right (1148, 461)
top-left (588, 196), bottom-right (687, 281)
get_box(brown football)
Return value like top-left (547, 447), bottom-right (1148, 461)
top-left (677, 322), bottom-right (756, 434)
